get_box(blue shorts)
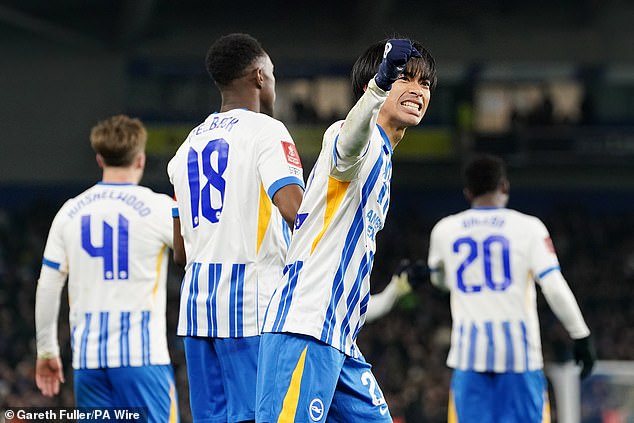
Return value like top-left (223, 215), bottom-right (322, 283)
top-left (256, 332), bottom-right (392, 423)
top-left (449, 369), bottom-right (550, 423)
top-left (183, 336), bottom-right (260, 423)
top-left (74, 365), bottom-right (178, 423)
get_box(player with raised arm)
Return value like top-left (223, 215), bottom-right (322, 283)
top-left (35, 115), bottom-right (178, 423)
top-left (167, 33), bottom-right (304, 423)
top-left (427, 154), bottom-right (596, 423)
top-left (256, 38), bottom-right (436, 422)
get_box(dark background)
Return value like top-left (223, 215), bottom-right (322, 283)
top-left (1, 1), bottom-right (633, 422)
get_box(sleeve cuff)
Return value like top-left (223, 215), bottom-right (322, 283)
top-left (267, 176), bottom-right (305, 200)
top-left (368, 77), bottom-right (390, 97)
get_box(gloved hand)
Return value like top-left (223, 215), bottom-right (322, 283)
top-left (394, 258), bottom-right (429, 290)
top-left (389, 270), bottom-right (412, 296)
top-left (573, 335), bottom-right (596, 380)
top-left (375, 39), bottom-right (422, 92)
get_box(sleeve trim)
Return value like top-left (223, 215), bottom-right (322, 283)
top-left (538, 265), bottom-right (561, 280)
top-left (42, 258), bottom-right (61, 271)
top-left (267, 176), bottom-right (305, 200)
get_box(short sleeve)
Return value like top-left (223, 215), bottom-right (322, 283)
top-left (528, 218), bottom-right (561, 282)
top-left (157, 194), bottom-right (176, 248)
top-left (257, 119), bottom-right (305, 200)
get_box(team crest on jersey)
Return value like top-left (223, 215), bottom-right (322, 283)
top-left (309, 398), bottom-right (324, 421)
top-left (281, 141), bottom-right (302, 168)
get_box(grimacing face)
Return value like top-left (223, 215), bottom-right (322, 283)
top-left (382, 71), bottom-right (431, 128)
top-left (259, 54), bottom-right (276, 117)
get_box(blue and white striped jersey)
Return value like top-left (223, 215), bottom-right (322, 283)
top-left (39, 183), bottom-right (174, 369)
top-left (167, 109), bottom-right (304, 338)
top-left (262, 115), bottom-right (393, 358)
top-left (428, 207), bottom-right (574, 372)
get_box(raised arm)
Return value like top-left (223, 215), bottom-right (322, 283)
top-left (337, 39), bottom-right (421, 161)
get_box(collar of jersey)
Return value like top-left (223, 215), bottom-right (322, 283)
top-left (376, 124), bottom-right (393, 155)
top-left (97, 182), bottom-right (135, 186)
top-left (470, 206), bottom-right (505, 210)
top-left (212, 108), bottom-right (249, 114)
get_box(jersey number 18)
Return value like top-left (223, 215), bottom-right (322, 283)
top-left (187, 138), bottom-right (229, 228)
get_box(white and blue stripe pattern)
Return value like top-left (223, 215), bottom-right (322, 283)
top-left (206, 263), bottom-right (221, 337)
top-left (451, 319), bottom-right (538, 372)
top-left (38, 183), bottom-right (173, 370)
top-left (229, 264), bottom-right (246, 337)
top-left (98, 312), bottom-right (109, 368)
top-left (262, 122), bottom-right (393, 357)
top-left (185, 262), bottom-right (202, 335)
top-left (119, 311), bottom-right (131, 366)
top-left (269, 261), bottom-right (304, 332)
top-left (70, 310), bottom-right (160, 369)
top-left (141, 311), bottom-right (150, 365)
top-left (168, 110), bottom-right (304, 341)
top-left (180, 261), bottom-right (258, 338)
top-left (320, 153), bottom-right (383, 350)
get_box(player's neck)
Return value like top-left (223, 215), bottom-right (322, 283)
top-left (101, 167), bottom-right (141, 185)
top-left (471, 192), bottom-right (507, 208)
top-left (220, 90), bottom-right (259, 113)
top-left (376, 116), bottom-right (406, 150)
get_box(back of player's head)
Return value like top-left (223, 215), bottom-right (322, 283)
top-left (464, 154), bottom-right (508, 197)
top-left (206, 33), bottom-right (266, 87)
top-left (90, 114), bottom-right (146, 167)
top-left (351, 38), bottom-right (437, 101)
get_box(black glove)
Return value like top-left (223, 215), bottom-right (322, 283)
top-left (375, 39), bottom-right (422, 92)
top-left (394, 259), bottom-right (429, 289)
top-left (573, 335), bottom-right (596, 380)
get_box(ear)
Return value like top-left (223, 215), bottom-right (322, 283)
top-left (463, 187), bottom-right (473, 202)
top-left (135, 152), bottom-right (146, 170)
top-left (254, 67), bottom-right (264, 89)
top-left (500, 179), bottom-right (510, 195)
top-left (96, 154), bottom-right (105, 169)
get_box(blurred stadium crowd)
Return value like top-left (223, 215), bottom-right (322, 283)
top-left (1, 188), bottom-right (632, 422)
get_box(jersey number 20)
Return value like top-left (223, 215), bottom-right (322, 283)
top-left (81, 214), bottom-right (129, 280)
top-left (453, 235), bottom-right (511, 293)
top-left (187, 138), bottom-right (229, 228)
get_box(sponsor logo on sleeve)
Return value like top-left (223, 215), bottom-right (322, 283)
top-left (288, 166), bottom-right (303, 176)
top-left (281, 141), bottom-right (302, 168)
top-left (544, 237), bottom-right (556, 253)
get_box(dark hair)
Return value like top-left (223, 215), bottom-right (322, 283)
top-left (351, 38), bottom-right (437, 101)
top-left (464, 154), bottom-right (507, 197)
top-left (206, 33), bottom-right (266, 87)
